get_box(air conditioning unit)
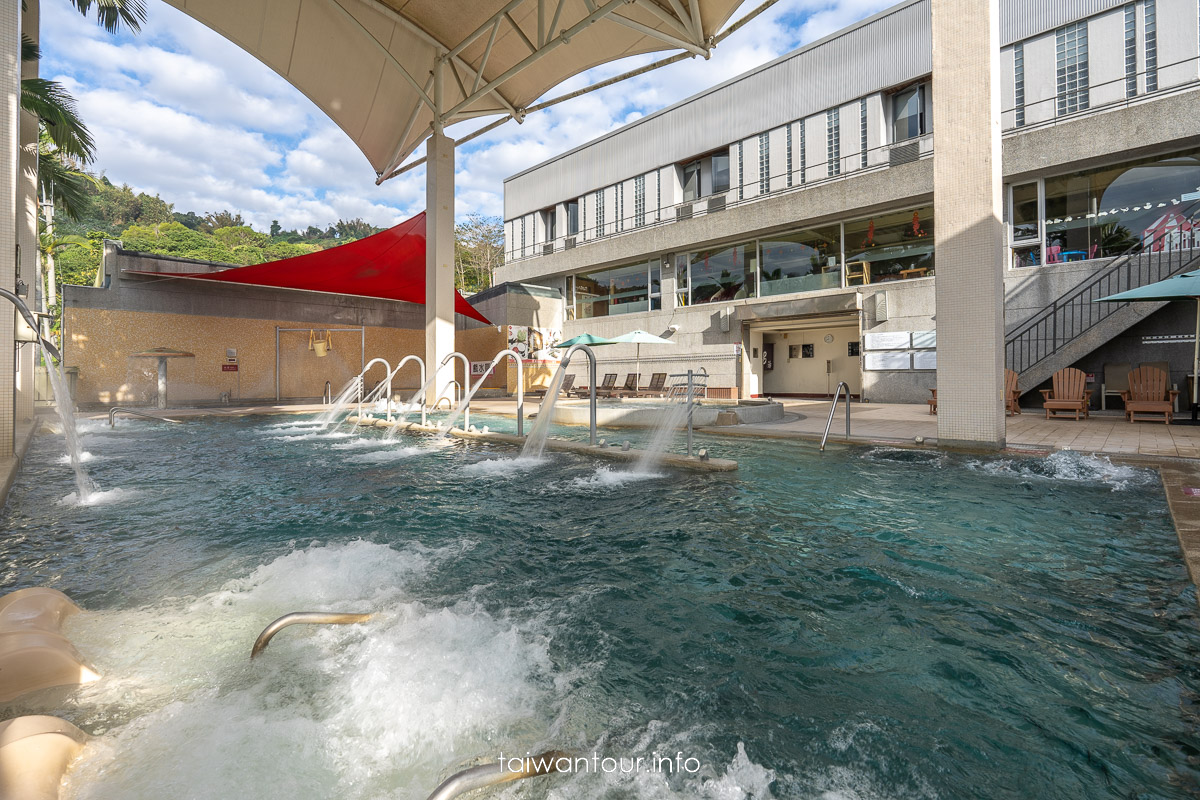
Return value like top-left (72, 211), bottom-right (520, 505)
top-left (542, 243), bottom-right (554, 256)
top-left (676, 203), bottom-right (693, 221)
top-left (889, 142), bottom-right (920, 167)
top-left (707, 195), bottom-right (726, 213)
top-left (564, 236), bottom-right (576, 250)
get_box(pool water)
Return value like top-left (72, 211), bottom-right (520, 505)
top-left (1, 414), bottom-right (1198, 799)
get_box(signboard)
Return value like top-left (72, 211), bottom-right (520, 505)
top-left (221, 364), bottom-right (238, 372)
top-left (864, 352), bottom-right (911, 371)
top-left (470, 361), bottom-right (491, 376)
top-left (863, 331), bottom-right (911, 351)
top-left (911, 331), bottom-right (936, 349)
top-left (912, 351), bottom-right (937, 370)
top-left (507, 326), bottom-right (562, 361)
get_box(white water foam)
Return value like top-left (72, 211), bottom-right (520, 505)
top-left (57, 487), bottom-right (137, 507)
top-left (966, 450), bottom-right (1154, 491)
top-left (344, 447), bottom-right (425, 464)
top-left (462, 456), bottom-right (547, 476)
top-left (61, 540), bottom-right (554, 800)
top-left (330, 438), bottom-right (396, 450)
top-left (57, 451), bottom-right (96, 464)
top-left (569, 467), bottom-right (663, 489)
top-left (268, 431), bottom-right (355, 442)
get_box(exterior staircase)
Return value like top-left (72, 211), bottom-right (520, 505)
top-left (1006, 208), bottom-right (1200, 393)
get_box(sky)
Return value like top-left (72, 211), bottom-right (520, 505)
top-left (39, 0), bottom-right (895, 232)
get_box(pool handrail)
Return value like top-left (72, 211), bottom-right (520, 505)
top-left (250, 611), bottom-right (374, 659)
top-left (434, 380), bottom-right (461, 410)
top-left (439, 353), bottom-right (473, 428)
top-left (819, 382), bottom-right (851, 452)
top-left (323, 381), bottom-right (333, 404)
top-left (0, 287), bottom-right (60, 361)
top-left (356, 358), bottom-right (393, 418)
top-left (388, 355), bottom-right (426, 424)
top-left (108, 407), bottom-right (183, 427)
top-left (424, 750), bottom-right (569, 800)
top-left (558, 344), bottom-right (598, 445)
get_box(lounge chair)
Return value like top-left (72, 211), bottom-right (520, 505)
top-left (637, 373), bottom-right (668, 398)
top-left (1040, 367), bottom-right (1092, 420)
top-left (600, 373), bottom-right (639, 398)
top-left (1100, 362), bottom-right (1131, 411)
top-left (928, 388), bottom-right (937, 414)
top-left (1005, 368), bottom-right (1021, 415)
top-left (1121, 366), bottom-right (1177, 424)
top-left (1140, 361), bottom-right (1179, 412)
top-left (526, 373), bottom-right (575, 398)
top-left (574, 373), bottom-right (616, 397)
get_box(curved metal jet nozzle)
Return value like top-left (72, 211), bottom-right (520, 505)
top-left (250, 611), bottom-right (373, 659)
top-left (425, 750), bottom-right (571, 800)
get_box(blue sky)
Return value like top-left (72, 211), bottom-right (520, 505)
top-left (40, 0), bottom-right (894, 232)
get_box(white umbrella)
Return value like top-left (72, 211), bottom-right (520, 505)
top-left (610, 330), bottom-right (675, 387)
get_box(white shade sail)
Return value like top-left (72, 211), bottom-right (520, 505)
top-left (164, 0), bottom-right (748, 181)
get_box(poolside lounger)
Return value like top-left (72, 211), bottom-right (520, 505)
top-left (1005, 369), bottom-right (1021, 415)
top-left (1100, 362), bottom-right (1131, 411)
top-left (637, 373), bottom-right (669, 398)
top-left (527, 374), bottom-right (575, 398)
top-left (600, 373), bottom-right (639, 398)
top-left (928, 388), bottom-right (937, 414)
top-left (1139, 361), bottom-right (1180, 412)
top-left (575, 373), bottom-right (616, 397)
top-left (1121, 366), bottom-right (1177, 424)
top-left (1040, 368), bottom-right (1091, 420)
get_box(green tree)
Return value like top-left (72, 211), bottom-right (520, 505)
top-left (65, 0), bottom-right (147, 34)
top-left (205, 210), bottom-right (244, 231)
top-left (173, 211), bottom-right (205, 230)
top-left (212, 225), bottom-right (268, 250)
top-left (454, 213), bottom-right (504, 293)
top-left (270, 219), bottom-right (282, 237)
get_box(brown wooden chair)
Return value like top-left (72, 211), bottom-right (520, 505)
top-left (1040, 368), bottom-right (1092, 420)
top-left (528, 373), bottom-right (575, 398)
top-left (1005, 369), bottom-right (1021, 415)
top-left (637, 373), bottom-right (668, 398)
top-left (601, 373), bottom-right (639, 397)
top-left (1121, 366), bottom-right (1178, 424)
top-left (1100, 362), bottom-right (1131, 411)
top-left (928, 388), bottom-right (937, 415)
top-left (574, 373), bottom-right (616, 397)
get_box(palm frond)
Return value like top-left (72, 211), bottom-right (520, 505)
top-left (22, 78), bottom-right (95, 163)
top-left (21, 34), bottom-right (40, 64)
top-left (38, 151), bottom-right (98, 221)
top-left (68, 0), bottom-right (147, 35)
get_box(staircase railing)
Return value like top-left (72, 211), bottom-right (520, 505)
top-left (1005, 201), bottom-right (1200, 377)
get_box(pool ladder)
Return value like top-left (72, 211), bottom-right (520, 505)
top-left (819, 382), bottom-right (851, 451)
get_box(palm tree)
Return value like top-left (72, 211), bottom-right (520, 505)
top-left (38, 222), bottom-right (88, 310)
top-left (62, 0), bottom-right (147, 35)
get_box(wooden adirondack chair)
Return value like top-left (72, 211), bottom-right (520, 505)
top-left (1039, 368), bottom-right (1091, 420)
top-left (1005, 369), bottom-right (1021, 415)
top-left (1121, 366), bottom-right (1178, 424)
top-left (602, 373), bottom-right (639, 397)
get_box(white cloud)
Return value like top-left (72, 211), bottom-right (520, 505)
top-left (37, 0), bottom-right (891, 230)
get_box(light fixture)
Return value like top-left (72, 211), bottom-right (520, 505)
top-left (667, 324), bottom-right (680, 333)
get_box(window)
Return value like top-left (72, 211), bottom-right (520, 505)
top-left (573, 260), bottom-right (657, 318)
top-left (1010, 181), bottom-right (1042, 267)
top-left (566, 200), bottom-right (579, 236)
top-left (759, 225), bottom-right (843, 296)
top-left (681, 160), bottom-right (701, 202)
top-left (520, 216), bottom-right (526, 257)
top-left (1056, 21), bottom-right (1089, 116)
top-left (799, 121), bottom-right (806, 184)
top-left (891, 84), bottom-right (926, 142)
top-left (1145, 0), bottom-right (1158, 92)
top-left (650, 262), bottom-right (661, 310)
top-left (1124, 4), bottom-right (1137, 99)
top-left (634, 175), bottom-right (646, 228)
top-left (859, 98), bottom-right (868, 168)
top-left (616, 182), bottom-right (624, 232)
top-left (687, 242), bottom-right (757, 305)
top-left (844, 206), bottom-right (935, 281)
top-left (826, 108), bottom-right (840, 177)
top-left (1014, 43), bottom-right (1026, 127)
top-left (543, 207), bottom-right (556, 243)
top-left (758, 132), bottom-right (770, 194)
top-left (674, 253), bottom-right (689, 307)
top-left (712, 150), bottom-right (730, 194)
top-left (737, 141), bottom-right (744, 199)
top-left (786, 125), bottom-right (793, 188)
top-left (595, 188), bottom-right (605, 236)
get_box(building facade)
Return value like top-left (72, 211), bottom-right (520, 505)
top-left (496, 0), bottom-right (1200, 403)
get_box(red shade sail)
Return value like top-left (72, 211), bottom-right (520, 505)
top-left (126, 212), bottom-right (490, 325)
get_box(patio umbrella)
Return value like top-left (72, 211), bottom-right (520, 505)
top-left (1097, 267), bottom-right (1200, 408)
top-left (609, 330), bottom-right (676, 385)
top-left (555, 333), bottom-right (617, 349)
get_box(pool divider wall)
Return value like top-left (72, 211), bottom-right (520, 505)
top-left (345, 416), bottom-right (738, 472)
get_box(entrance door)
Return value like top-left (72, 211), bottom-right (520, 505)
top-left (761, 326), bottom-right (861, 397)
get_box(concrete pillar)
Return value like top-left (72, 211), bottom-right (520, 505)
top-left (425, 131), bottom-right (456, 405)
top-left (0, 2), bottom-right (19, 457)
top-left (932, 0), bottom-right (1006, 449)
top-left (15, 0), bottom-right (37, 431)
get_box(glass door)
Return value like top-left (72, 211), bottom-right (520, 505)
top-left (1009, 180), bottom-right (1044, 268)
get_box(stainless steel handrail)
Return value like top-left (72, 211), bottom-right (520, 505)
top-left (109, 407), bottom-right (183, 427)
top-left (558, 344), bottom-right (598, 444)
top-left (819, 382), bottom-right (850, 452)
top-left (424, 751), bottom-right (569, 800)
top-left (323, 381), bottom-right (332, 404)
top-left (250, 611), bottom-right (373, 659)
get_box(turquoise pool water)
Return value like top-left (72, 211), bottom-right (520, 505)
top-left (1, 413), bottom-right (1197, 799)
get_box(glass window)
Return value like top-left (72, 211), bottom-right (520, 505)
top-left (843, 207), bottom-right (935, 282)
top-left (892, 84), bottom-right (925, 142)
top-left (566, 200), bottom-right (579, 236)
top-left (826, 108), bottom-right (840, 177)
top-left (712, 152), bottom-right (730, 194)
top-left (760, 225), bottom-right (843, 296)
top-left (1044, 149), bottom-right (1200, 261)
top-left (675, 254), bottom-right (689, 307)
top-left (1056, 21), bottom-right (1089, 116)
top-left (650, 263), bottom-right (661, 311)
top-left (1011, 182), bottom-right (1040, 242)
top-left (574, 260), bottom-right (654, 319)
top-left (688, 242), bottom-right (757, 304)
top-left (682, 160), bottom-right (701, 202)
top-left (543, 207), bottom-right (556, 242)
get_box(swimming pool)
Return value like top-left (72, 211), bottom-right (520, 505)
top-left (2, 414), bottom-right (1197, 799)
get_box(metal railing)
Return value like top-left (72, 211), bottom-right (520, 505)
top-left (108, 407), bottom-right (183, 427)
top-left (1005, 202), bottom-right (1200, 377)
top-left (668, 370), bottom-right (708, 456)
top-left (819, 382), bottom-right (850, 452)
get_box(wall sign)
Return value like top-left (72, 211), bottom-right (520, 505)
top-left (911, 331), bottom-right (936, 349)
top-left (221, 364), bottom-right (238, 372)
top-left (470, 361), bottom-right (491, 376)
top-left (863, 331), bottom-right (911, 350)
top-left (864, 352), bottom-right (911, 370)
top-left (912, 351), bottom-right (937, 370)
